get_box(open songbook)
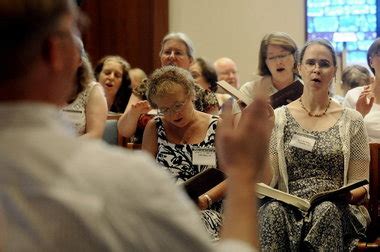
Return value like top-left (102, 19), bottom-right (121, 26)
top-left (256, 179), bottom-right (368, 211)
top-left (217, 79), bottom-right (303, 109)
top-left (216, 80), bottom-right (253, 106)
top-left (270, 79), bottom-right (303, 109)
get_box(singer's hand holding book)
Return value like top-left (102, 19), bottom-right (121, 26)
top-left (256, 179), bottom-right (368, 211)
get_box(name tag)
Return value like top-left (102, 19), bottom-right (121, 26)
top-left (61, 109), bottom-right (83, 124)
top-left (289, 133), bottom-right (316, 152)
top-left (192, 147), bottom-right (216, 166)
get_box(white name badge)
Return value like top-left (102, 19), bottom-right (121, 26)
top-left (289, 133), bottom-right (316, 152)
top-left (192, 147), bottom-right (216, 166)
top-left (61, 109), bottom-right (83, 124)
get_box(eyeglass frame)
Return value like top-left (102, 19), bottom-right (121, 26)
top-left (266, 52), bottom-right (292, 62)
top-left (302, 58), bottom-right (333, 70)
top-left (156, 98), bottom-right (190, 116)
top-left (161, 49), bottom-right (189, 59)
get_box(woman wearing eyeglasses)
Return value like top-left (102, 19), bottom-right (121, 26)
top-left (259, 39), bottom-right (370, 251)
top-left (233, 32), bottom-right (300, 115)
top-left (233, 32), bottom-right (301, 126)
top-left (117, 32), bottom-right (218, 144)
top-left (142, 66), bottom-right (222, 240)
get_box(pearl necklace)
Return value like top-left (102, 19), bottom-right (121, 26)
top-left (299, 97), bottom-right (331, 117)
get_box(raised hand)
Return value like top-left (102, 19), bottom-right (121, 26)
top-left (216, 96), bottom-right (274, 180)
top-left (131, 100), bottom-right (151, 116)
top-left (356, 85), bottom-right (374, 117)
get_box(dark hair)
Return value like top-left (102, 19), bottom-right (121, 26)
top-left (194, 58), bottom-right (218, 92)
top-left (0, 0), bottom-right (72, 81)
top-left (299, 38), bottom-right (337, 67)
top-left (367, 38), bottom-right (380, 74)
top-left (94, 55), bottom-right (132, 113)
top-left (341, 65), bottom-right (371, 90)
top-left (258, 32), bottom-right (298, 76)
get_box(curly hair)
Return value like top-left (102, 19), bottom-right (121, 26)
top-left (94, 55), bottom-right (132, 113)
top-left (146, 66), bottom-right (196, 108)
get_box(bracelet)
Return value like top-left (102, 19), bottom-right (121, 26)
top-left (204, 194), bottom-right (213, 208)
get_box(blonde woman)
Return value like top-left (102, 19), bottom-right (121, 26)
top-left (142, 66), bottom-right (223, 240)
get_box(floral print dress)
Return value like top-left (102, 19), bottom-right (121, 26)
top-left (154, 115), bottom-right (222, 240)
top-left (259, 108), bottom-right (368, 251)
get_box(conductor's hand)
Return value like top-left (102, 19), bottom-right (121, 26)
top-left (216, 96), bottom-right (274, 181)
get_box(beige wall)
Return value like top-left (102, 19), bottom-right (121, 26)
top-left (169, 0), bottom-right (306, 85)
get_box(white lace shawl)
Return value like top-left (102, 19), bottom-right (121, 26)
top-left (269, 106), bottom-right (370, 196)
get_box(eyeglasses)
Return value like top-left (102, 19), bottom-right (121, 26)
top-left (266, 52), bottom-right (292, 62)
top-left (302, 59), bottom-right (332, 70)
top-left (162, 49), bottom-right (187, 58)
top-left (157, 99), bottom-right (188, 116)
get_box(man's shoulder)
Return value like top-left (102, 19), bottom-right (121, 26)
top-left (71, 141), bottom-right (162, 181)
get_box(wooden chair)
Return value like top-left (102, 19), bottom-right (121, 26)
top-left (356, 143), bottom-right (380, 250)
top-left (367, 143), bottom-right (380, 240)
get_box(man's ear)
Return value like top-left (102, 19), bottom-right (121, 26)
top-left (42, 36), bottom-right (65, 72)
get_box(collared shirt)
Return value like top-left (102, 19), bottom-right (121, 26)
top-left (0, 102), bottom-right (255, 252)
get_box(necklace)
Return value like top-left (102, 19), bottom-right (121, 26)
top-left (299, 97), bottom-right (331, 117)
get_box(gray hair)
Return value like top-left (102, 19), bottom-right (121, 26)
top-left (159, 32), bottom-right (195, 59)
top-left (341, 65), bottom-right (371, 89)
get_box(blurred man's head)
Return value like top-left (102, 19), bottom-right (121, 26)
top-left (214, 57), bottom-right (240, 88)
top-left (0, 0), bottom-right (82, 105)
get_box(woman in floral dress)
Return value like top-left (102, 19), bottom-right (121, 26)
top-left (259, 39), bottom-right (370, 251)
top-left (142, 66), bottom-right (223, 240)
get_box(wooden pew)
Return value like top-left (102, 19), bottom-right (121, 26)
top-left (356, 143), bottom-right (380, 250)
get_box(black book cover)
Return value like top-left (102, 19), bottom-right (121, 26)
top-left (270, 79), bottom-right (303, 109)
top-left (182, 168), bottom-right (226, 202)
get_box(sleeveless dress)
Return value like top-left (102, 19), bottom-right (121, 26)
top-left (62, 82), bottom-right (99, 136)
top-left (155, 115), bottom-right (223, 240)
top-left (259, 108), bottom-right (368, 251)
